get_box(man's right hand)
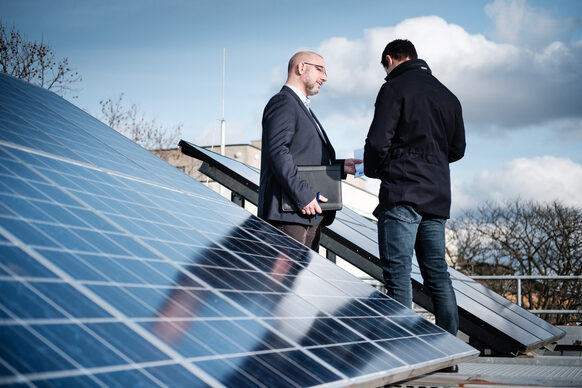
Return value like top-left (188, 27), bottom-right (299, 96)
top-left (343, 158), bottom-right (363, 175)
top-left (301, 194), bottom-right (328, 216)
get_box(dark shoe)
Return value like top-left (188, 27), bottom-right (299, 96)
top-left (436, 365), bottom-right (459, 373)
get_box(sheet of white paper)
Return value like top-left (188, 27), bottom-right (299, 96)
top-left (354, 148), bottom-right (364, 178)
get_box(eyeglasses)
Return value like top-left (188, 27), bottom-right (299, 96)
top-left (303, 62), bottom-right (327, 76)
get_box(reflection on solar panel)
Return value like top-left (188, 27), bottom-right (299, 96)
top-left (0, 73), bottom-right (478, 386)
top-left (179, 141), bottom-right (565, 356)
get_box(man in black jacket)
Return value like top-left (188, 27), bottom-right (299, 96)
top-left (259, 51), bottom-right (359, 250)
top-left (364, 40), bottom-right (466, 338)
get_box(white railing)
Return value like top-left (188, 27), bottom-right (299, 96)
top-left (469, 275), bottom-right (582, 311)
top-left (360, 275), bottom-right (582, 316)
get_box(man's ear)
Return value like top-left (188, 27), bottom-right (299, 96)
top-left (297, 62), bottom-right (305, 75)
top-left (385, 55), bottom-right (393, 67)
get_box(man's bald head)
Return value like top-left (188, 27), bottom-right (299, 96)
top-left (286, 51), bottom-right (327, 96)
top-left (287, 51), bottom-right (323, 74)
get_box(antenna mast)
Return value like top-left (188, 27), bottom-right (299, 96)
top-left (220, 48), bottom-right (226, 156)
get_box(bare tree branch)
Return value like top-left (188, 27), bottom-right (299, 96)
top-left (0, 20), bottom-right (81, 97)
top-left (99, 93), bottom-right (182, 152)
top-left (447, 199), bottom-right (581, 325)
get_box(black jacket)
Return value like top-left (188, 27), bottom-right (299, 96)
top-left (364, 59), bottom-right (466, 219)
top-left (258, 86), bottom-right (343, 226)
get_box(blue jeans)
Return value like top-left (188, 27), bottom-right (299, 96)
top-left (377, 204), bottom-right (459, 335)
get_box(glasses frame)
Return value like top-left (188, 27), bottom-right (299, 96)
top-left (303, 62), bottom-right (327, 76)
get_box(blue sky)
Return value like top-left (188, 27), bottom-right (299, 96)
top-left (2, 0), bottom-right (581, 215)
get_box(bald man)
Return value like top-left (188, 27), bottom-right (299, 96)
top-left (258, 51), bottom-right (360, 250)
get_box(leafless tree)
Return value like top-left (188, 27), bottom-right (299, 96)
top-left (447, 199), bottom-right (582, 325)
top-left (100, 93), bottom-right (182, 152)
top-left (0, 20), bottom-right (80, 96)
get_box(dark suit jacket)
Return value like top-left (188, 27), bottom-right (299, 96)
top-left (258, 85), bottom-right (343, 226)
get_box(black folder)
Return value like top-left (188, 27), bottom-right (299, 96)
top-left (281, 164), bottom-right (342, 212)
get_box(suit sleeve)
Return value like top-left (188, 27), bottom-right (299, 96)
top-left (364, 83), bottom-right (401, 178)
top-left (263, 94), bottom-right (315, 209)
top-left (336, 159), bottom-right (347, 180)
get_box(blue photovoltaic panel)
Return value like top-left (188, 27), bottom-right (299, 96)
top-left (0, 73), bottom-right (478, 387)
top-left (179, 141), bottom-right (565, 356)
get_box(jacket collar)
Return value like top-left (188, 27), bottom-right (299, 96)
top-left (385, 59), bottom-right (431, 81)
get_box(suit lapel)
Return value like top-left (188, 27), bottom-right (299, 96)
top-left (309, 109), bottom-right (335, 163)
top-left (308, 109), bottom-right (328, 145)
top-left (283, 86), bottom-right (329, 145)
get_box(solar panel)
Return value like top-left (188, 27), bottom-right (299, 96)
top-left (179, 140), bottom-right (565, 356)
top-left (0, 73), bottom-right (478, 387)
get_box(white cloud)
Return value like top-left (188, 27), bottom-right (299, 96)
top-left (313, 15), bottom-right (582, 135)
top-left (323, 109), bottom-right (374, 158)
top-left (268, 66), bottom-right (285, 90)
top-left (362, 156), bottom-right (582, 218)
top-left (485, 0), bottom-right (561, 48)
top-left (452, 156), bottom-right (582, 215)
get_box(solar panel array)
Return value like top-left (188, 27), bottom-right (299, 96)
top-left (179, 141), bottom-right (565, 356)
top-left (0, 73), bottom-right (478, 387)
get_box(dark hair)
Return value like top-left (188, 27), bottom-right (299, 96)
top-left (380, 39), bottom-right (417, 67)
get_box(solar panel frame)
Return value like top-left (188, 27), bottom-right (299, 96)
top-left (0, 73), bottom-right (479, 387)
top-left (178, 140), bottom-right (566, 356)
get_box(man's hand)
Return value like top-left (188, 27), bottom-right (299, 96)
top-left (343, 158), bottom-right (363, 175)
top-left (301, 194), bottom-right (328, 216)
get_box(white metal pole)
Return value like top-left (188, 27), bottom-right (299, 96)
top-left (219, 49), bottom-right (226, 197)
top-left (220, 48), bottom-right (226, 156)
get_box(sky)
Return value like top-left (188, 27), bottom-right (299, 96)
top-left (2, 0), bottom-right (582, 217)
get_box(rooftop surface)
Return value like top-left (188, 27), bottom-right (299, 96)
top-left (391, 354), bottom-right (582, 387)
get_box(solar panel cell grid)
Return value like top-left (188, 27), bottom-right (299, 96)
top-left (0, 73), bottom-right (478, 387)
